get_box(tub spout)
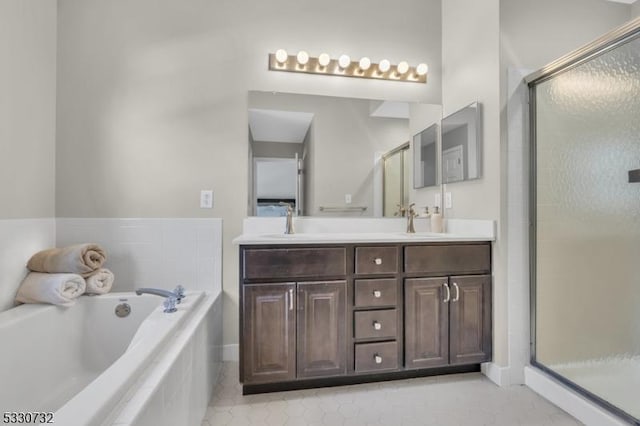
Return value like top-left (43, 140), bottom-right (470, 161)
top-left (135, 287), bottom-right (183, 304)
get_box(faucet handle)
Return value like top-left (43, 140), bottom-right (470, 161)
top-left (173, 285), bottom-right (185, 300)
top-left (163, 296), bottom-right (178, 313)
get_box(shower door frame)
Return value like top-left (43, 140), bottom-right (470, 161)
top-left (527, 17), bottom-right (640, 426)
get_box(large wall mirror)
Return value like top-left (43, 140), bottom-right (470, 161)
top-left (441, 102), bottom-right (481, 184)
top-left (248, 91), bottom-right (439, 217)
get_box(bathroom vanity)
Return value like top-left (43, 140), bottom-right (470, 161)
top-left (235, 225), bottom-right (493, 394)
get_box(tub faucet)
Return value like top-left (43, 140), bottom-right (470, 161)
top-left (135, 287), bottom-right (184, 304)
top-left (279, 202), bottom-right (295, 234)
top-left (407, 203), bottom-right (417, 234)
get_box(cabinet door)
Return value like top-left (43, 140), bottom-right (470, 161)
top-left (243, 283), bottom-right (296, 384)
top-left (404, 277), bottom-right (449, 369)
top-left (297, 281), bottom-right (347, 378)
top-left (449, 275), bottom-right (492, 365)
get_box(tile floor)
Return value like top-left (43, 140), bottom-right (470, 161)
top-left (202, 362), bottom-right (582, 426)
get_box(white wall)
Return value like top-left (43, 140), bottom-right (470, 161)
top-left (633, 2), bottom-right (640, 18)
top-left (54, 0), bottom-right (442, 347)
top-left (0, 0), bottom-right (57, 220)
top-left (442, 0), bottom-right (504, 367)
top-left (0, 1), bottom-right (57, 312)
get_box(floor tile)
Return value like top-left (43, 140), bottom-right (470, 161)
top-left (206, 362), bottom-right (582, 426)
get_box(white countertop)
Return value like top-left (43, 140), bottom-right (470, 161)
top-left (233, 217), bottom-right (496, 245)
top-left (233, 231), bottom-right (494, 245)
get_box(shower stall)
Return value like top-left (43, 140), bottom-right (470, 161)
top-left (528, 18), bottom-right (640, 424)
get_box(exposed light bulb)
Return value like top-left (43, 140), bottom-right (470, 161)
top-left (359, 57), bottom-right (371, 71)
top-left (275, 49), bottom-right (288, 64)
top-left (318, 53), bottom-right (331, 67)
top-left (338, 54), bottom-right (351, 69)
top-left (397, 61), bottom-right (409, 75)
top-left (416, 63), bottom-right (428, 76)
top-left (378, 59), bottom-right (391, 73)
top-left (296, 50), bottom-right (309, 65)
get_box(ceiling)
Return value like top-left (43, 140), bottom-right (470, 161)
top-left (249, 109), bottom-right (314, 144)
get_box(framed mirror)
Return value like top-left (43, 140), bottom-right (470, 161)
top-left (441, 101), bottom-right (481, 184)
top-left (412, 123), bottom-right (438, 188)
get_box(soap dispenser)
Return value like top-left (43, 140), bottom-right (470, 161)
top-left (430, 206), bottom-right (443, 233)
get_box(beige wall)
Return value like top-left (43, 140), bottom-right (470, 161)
top-left (55, 0), bottom-right (442, 347)
top-left (0, 0), bottom-right (56, 219)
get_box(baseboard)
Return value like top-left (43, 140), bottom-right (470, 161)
top-left (481, 362), bottom-right (509, 387)
top-left (524, 366), bottom-right (629, 426)
top-left (223, 344), bottom-right (239, 362)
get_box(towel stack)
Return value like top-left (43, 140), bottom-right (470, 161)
top-left (15, 244), bottom-right (115, 307)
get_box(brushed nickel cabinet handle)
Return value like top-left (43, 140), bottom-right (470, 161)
top-left (374, 354), bottom-right (383, 364)
top-left (452, 283), bottom-right (460, 302)
top-left (373, 321), bottom-right (382, 330)
top-left (374, 258), bottom-right (383, 265)
top-left (443, 283), bottom-right (450, 303)
top-left (289, 289), bottom-right (294, 310)
top-left (373, 290), bottom-right (382, 298)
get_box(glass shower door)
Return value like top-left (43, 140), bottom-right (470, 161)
top-left (531, 32), bottom-right (640, 423)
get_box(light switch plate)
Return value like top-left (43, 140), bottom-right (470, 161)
top-left (345, 194), bottom-right (352, 204)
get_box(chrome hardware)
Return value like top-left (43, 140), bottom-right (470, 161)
top-left (374, 354), bottom-right (383, 364)
top-left (115, 303), bottom-right (131, 318)
top-left (374, 258), bottom-right (383, 265)
top-left (407, 203), bottom-right (417, 233)
top-left (279, 202), bottom-right (295, 234)
top-left (289, 289), bottom-right (294, 311)
top-left (373, 290), bottom-right (382, 298)
top-left (452, 283), bottom-right (460, 302)
top-left (443, 283), bottom-right (450, 303)
top-left (163, 296), bottom-right (177, 313)
top-left (373, 321), bottom-right (382, 330)
top-left (173, 285), bottom-right (186, 300)
top-left (135, 287), bottom-right (182, 303)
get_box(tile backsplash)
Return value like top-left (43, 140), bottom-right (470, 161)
top-left (0, 218), bottom-right (56, 312)
top-left (56, 219), bottom-right (222, 294)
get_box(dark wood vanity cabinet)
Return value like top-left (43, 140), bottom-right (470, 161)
top-left (239, 241), bottom-right (492, 393)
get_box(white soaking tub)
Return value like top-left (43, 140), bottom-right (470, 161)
top-left (0, 290), bottom-right (221, 426)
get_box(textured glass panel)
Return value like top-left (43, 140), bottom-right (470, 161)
top-left (535, 35), bottom-right (640, 421)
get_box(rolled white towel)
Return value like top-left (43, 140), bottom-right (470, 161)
top-left (15, 272), bottom-right (86, 307)
top-left (85, 268), bottom-right (114, 295)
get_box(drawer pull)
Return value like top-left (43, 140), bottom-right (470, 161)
top-left (373, 321), bottom-right (382, 330)
top-left (374, 354), bottom-right (383, 364)
top-left (443, 283), bottom-right (450, 303)
top-left (373, 290), bottom-right (382, 298)
top-left (373, 258), bottom-right (383, 265)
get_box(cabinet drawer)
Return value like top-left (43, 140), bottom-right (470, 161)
top-left (355, 341), bottom-right (398, 372)
top-left (243, 247), bottom-right (346, 279)
top-left (355, 246), bottom-right (398, 275)
top-left (404, 244), bottom-right (490, 275)
top-left (354, 309), bottom-right (397, 340)
top-left (354, 279), bottom-right (397, 307)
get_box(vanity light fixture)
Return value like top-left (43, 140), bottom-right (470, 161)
top-left (268, 50), bottom-right (427, 83)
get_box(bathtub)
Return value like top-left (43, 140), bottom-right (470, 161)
top-left (0, 290), bottom-right (222, 426)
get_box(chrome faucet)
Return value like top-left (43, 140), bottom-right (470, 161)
top-left (135, 285), bottom-right (185, 303)
top-left (279, 202), bottom-right (295, 234)
top-left (407, 203), bottom-right (417, 233)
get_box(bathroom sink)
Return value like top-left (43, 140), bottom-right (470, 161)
top-left (260, 233), bottom-right (317, 239)
top-left (395, 232), bottom-right (445, 238)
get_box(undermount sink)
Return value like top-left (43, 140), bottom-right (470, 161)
top-left (395, 232), bottom-right (445, 238)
